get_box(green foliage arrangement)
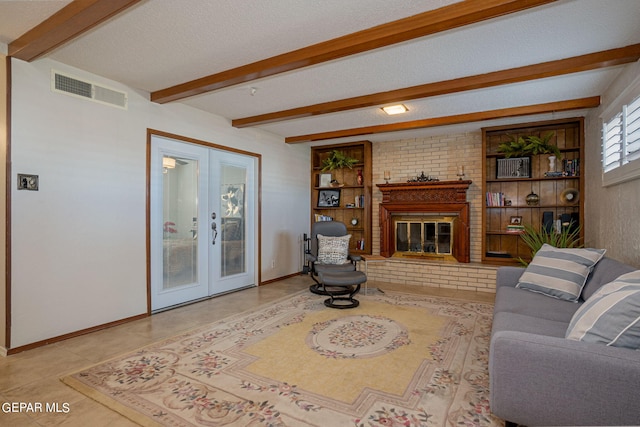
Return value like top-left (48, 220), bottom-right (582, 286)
top-left (321, 150), bottom-right (360, 171)
top-left (518, 222), bottom-right (582, 266)
top-left (498, 132), bottom-right (562, 159)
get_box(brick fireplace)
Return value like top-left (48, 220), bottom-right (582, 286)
top-left (377, 180), bottom-right (472, 263)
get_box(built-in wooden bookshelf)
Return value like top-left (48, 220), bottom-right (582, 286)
top-left (482, 118), bottom-right (584, 264)
top-left (311, 141), bottom-right (372, 254)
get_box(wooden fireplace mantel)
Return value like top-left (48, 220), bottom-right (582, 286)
top-left (376, 180), bottom-right (472, 262)
top-left (376, 180), bottom-right (472, 203)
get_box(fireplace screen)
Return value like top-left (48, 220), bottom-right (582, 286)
top-left (395, 218), bottom-right (453, 256)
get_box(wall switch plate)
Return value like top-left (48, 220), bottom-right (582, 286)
top-left (18, 174), bottom-right (39, 191)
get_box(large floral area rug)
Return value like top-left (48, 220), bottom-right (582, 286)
top-left (62, 290), bottom-right (503, 427)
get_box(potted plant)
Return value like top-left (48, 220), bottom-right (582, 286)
top-left (497, 132), bottom-right (562, 159)
top-left (321, 150), bottom-right (359, 171)
top-left (517, 222), bottom-right (582, 266)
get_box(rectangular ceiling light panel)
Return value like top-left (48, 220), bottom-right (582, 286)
top-left (51, 70), bottom-right (128, 109)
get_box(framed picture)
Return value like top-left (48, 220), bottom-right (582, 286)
top-left (509, 216), bottom-right (523, 225)
top-left (319, 173), bottom-right (332, 188)
top-left (496, 157), bottom-right (531, 178)
top-left (318, 189), bottom-right (341, 207)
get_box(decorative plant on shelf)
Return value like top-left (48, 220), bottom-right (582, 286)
top-left (321, 150), bottom-right (359, 171)
top-left (517, 222), bottom-right (582, 266)
top-left (498, 132), bottom-right (562, 159)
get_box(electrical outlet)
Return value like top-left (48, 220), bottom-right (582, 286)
top-left (18, 174), bottom-right (39, 191)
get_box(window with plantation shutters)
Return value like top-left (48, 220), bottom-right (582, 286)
top-left (602, 93), bottom-right (640, 186)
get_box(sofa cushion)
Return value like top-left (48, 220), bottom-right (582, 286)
top-left (316, 234), bottom-right (351, 264)
top-left (581, 257), bottom-right (637, 301)
top-left (494, 287), bottom-right (580, 323)
top-left (516, 244), bottom-right (606, 302)
top-left (492, 311), bottom-right (569, 338)
top-left (566, 270), bottom-right (640, 349)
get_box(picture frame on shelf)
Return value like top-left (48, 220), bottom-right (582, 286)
top-left (509, 216), bottom-right (523, 225)
top-left (496, 157), bottom-right (531, 178)
top-left (317, 189), bottom-right (341, 207)
top-left (318, 173), bottom-right (332, 188)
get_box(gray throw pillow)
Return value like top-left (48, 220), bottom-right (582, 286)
top-left (566, 270), bottom-right (640, 349)
top-left (516, 244), bottom-right (606, 301)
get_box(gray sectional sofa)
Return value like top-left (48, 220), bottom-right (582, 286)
top-left (489, 257), bottom-right (640, 426)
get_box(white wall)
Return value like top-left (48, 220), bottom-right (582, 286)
top-left (10, 58), bottom-right (309, 348)
top-left (584, 60), bottom-right (640, 268)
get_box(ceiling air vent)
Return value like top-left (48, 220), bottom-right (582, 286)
top-left (51, 70), bottom-right (128, 109)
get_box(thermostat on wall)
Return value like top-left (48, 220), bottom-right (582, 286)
top-left (18, 174), bottom-right (39, 191)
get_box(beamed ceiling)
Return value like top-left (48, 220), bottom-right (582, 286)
top-left (2, 0), bottom-right (640, 145)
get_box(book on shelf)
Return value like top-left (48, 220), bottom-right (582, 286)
top-left (506, 225), bottom-right (524, 233)
top-left (353, 194), bottom-right (365, 208)
top-left (563, 158), bottom-right (580, 176)
top-left (486, 192), bottom-right (506, 206)
top-left (354, 239), bottom-right (365, 250)
top-left (314, 214), bottom-right (333, 222)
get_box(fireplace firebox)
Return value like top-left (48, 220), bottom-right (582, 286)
top-left (377, 181), bottom-right (471, 263)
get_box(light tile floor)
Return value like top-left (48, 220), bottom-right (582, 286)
top-left (0, 275), bottom-right (494, 426)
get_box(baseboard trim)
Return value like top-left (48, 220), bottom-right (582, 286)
top-left (260, 272), bottom-right (304, 286)
top-left (5, 312), bottom-right (149, 356)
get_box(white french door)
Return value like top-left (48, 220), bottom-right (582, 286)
top-left (150, 135), bottom-right (256, 311)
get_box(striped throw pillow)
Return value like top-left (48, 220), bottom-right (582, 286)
top-left (566, 270), bottom-right (640, 349)
top-left (316, 234), bottom-right (351, 265)
top-left (516, 244), bottom-right (606, 301)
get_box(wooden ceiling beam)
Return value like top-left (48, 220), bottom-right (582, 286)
top-left (151, 0), bottom-right (557, 104)
top-left (8, 0), bottom-right (143, 62)
top-left (234, 44), bottom-right (640, 128)
top-left (284, 96), bottom-right (600, 143)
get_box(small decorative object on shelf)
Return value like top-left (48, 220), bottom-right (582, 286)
top-left (507, 216), bottom-right (524, 233)
top-left (318, 189), bottom-right (341, 207)
top-left (319, 173), bottom-right (332, 187)
top-left (526, 191), bottom-right (540, 206)
top-left (351, 218), bottom-right (359, 226)
top-left (321, 150), bottom-right (359, 171)
top-left (383, 170), bottom-right (390, 183)
top-left (548, 155), bottom-right (557, 172)
top-left (408, 171), bottom-right (438, 182)
top-left (356, 169), bottom-right (363, 185)
top-left (497, 132), bottom-right (561, 159)
top-left (497, 157), bottom-right (531, 178)
top-left (457, 165), bottom-right (465, 180)
top-left (560, 188), bottom-right (580, 205)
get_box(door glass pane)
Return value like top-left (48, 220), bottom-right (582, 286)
top-left (163, 157), bottom-right (198, 289)
top-left (220, 164), bottom-right (246, 277)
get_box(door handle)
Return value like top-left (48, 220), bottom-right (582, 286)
top-left (211, 212), bottom-right (217, 245)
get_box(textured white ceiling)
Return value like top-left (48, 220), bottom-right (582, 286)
top-left (2, 0), bottom-right (640, 144)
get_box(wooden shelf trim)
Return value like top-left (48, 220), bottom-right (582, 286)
top-left (486, 176), bottom-right (580, 182)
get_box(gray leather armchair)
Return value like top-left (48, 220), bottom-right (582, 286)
top-left (305, 221), bottom-right (362, 295)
